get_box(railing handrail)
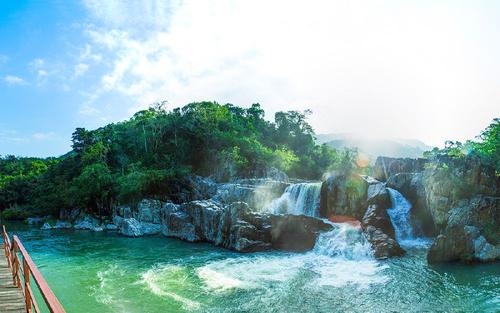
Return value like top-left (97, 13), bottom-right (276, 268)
top-left (2, 225), bottom-right (66, 313)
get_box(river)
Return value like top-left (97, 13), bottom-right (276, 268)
top-left (4, 221), bottom-right (499, 313)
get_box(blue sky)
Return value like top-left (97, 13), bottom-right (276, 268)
top-left (1, 0), bottom-right (499, 157)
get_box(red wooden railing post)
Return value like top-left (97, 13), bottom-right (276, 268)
top-left (1, 226), bottom-right (65, 313)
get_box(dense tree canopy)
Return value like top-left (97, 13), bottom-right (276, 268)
top-left (0, 102), bottom-right (346, 218)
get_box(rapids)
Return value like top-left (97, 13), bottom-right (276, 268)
top-left (4, 222), bottom-right (499, 313)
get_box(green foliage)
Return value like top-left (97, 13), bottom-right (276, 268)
top-left (424, 118), bottom-right (500, 174)
top-left (0, 101), bottom-right (345, 217)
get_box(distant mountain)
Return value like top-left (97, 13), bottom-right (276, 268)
top-left (316, 133), bottom-right (432, 159)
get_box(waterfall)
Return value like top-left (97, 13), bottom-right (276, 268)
top-left (266, 182), bottom-right (321, 217)
top-left (387, 188), bottom-right (420, 247)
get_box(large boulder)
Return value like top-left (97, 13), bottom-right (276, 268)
top-left (160, 199), bottom-right (332, 253)
top-left (372, 157), bottom-right (427, 182)
top-left (423, 156), bottom-right (499, 231)
top-left (269, 214), bottom-right (332, 251)
top-left (320, 173), bottom-right (368, 219)
top-left (427, 196), bottom-right (500, 263)
top-left (74, 216), bottom-right (103, 231)
top-left (363, 225), bottom-right (405, 259)
top-left (120, 218), bottom-right (144, 237)
top-left (361, 204), bottom-right (405, 258)
top-left (362, 204), bottom-right (395, 239)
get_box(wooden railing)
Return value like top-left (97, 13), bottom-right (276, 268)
top-left (2, 225), bottom-right (66, 313)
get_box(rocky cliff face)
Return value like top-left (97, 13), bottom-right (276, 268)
top-left (212, 179), bottom-right (289, 211)
top-left (372, 157), bottom-right (427, 181)
top-left (373, 156), bottom-right (499, 264)
top-left (119, 199), bottom-right (333, 253)
top-left (427, 196), bottom-right (500, 263)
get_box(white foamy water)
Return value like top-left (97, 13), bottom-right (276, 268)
top-left (140, 265), bottom-right (201, 310)
top-left (196, 223), bottom-right (387, 293)
top-left (266, 182), bottom-right (321, 216)
top-left (314, 222), bottom-right (373, 259)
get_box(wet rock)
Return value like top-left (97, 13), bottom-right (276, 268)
top-left (362, 204), bottom-right (396, 239)
top-left (269, 214), bottom-right (333, 251)
top-left (120, 218), bottom-right (144, 237)
top-left (105, 224), bottom-right (119, 231)
top-left (74, 216), bottom-right (101, 231)
top-left (112, 215), bottom-right (124, 228)
top-left (363, 225), bottom-right (405, 259)
top-left (320, 173), bottom-right (368, 219)
top-left (53, 220), bottom-right (72, 229)
top-left (141, 222), bottom-right (161, 235)
top-left (40, 222), bottom-right (52, 230)
top-left (160, 199), bottom-right (332, 253)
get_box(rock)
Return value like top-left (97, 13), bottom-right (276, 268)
top-left (362, 204), bottom-right (396, 239)
top-left (372, 157), bottom-right (427, 182)
top-left (141, 222), bottom-right (161, 235)
top-left (319, 173), bottom-right (368, 219)
top-left (105, 224), bottom-right (119, 231)
top-left (120, 218), bottom-right (144, 237)
top-left (365, 180), bottom-right (391, 208)
top-left (40, 222), bottom-right (52, 230)
top-left (269, 214), bottom-right (333, 251)
top-left (74, 216), bottom-right (101, 231)
top-left (363, 225), bottom-right (405, 259)
top-left (212, 179), bottom-right (288, 210)
top-left (427, 196), bottom-right (500, 263)
top-left (26, 217), bottom-right (45, 225)
top-left (160, 199), bottom-right (332, 253)
top-left (422, 155), bottom-right (499, 231)
top-left (160, 202), bottom-right (199, 241)
top-left (112, 215), bottom-right (124, 228)
top-left (53, 220), bottom-right (72, 229)
top-left (361, 204), bottom-right (404, 258)
top-left (137, 199), bottom-right (161, 223)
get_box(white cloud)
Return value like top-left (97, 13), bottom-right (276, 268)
top-left (74, 63), bottom-right (89, 77)
top-left (3, 75), bottom-right (27, 86)
top-left (80, 0), bottom-right (500, 146)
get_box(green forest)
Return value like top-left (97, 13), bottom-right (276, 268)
top-left (0, 102), bottom-right (498, 220)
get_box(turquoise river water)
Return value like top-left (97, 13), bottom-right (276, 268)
top-left (4, 222), bottom-right (499, 313)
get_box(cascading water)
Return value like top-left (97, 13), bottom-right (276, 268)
top-left (266, 182), bottom-right (321, 216)
top-left (387, 188), bottom-right (414, 242)
top-left (386, 188), bottom-right (431, 248)
top-left (314, 222), bottom-right (373, 260)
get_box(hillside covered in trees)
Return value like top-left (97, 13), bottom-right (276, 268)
top-left (0, 102), bottom-right (498, 221)
top-left (0, 102), bottom-right (350, 218)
